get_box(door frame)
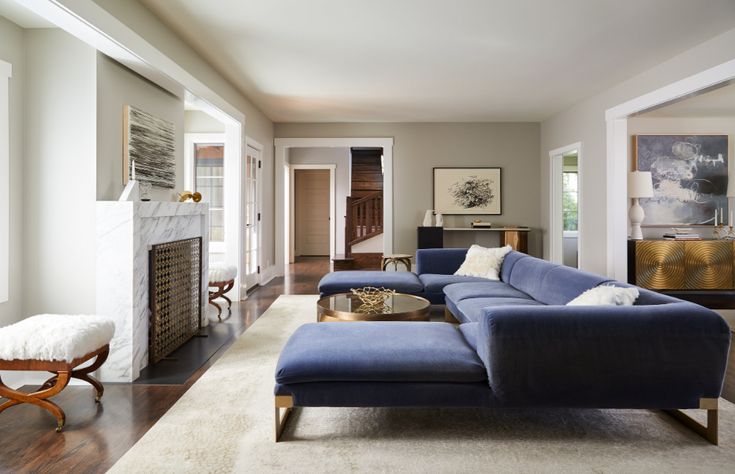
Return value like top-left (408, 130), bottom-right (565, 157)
top-left (275, 137), bottom-right (394, 276)
top-left (605, 58), bottom-right (735, 280)
top-left (243, 136), bottom-right (264, 294)
top-left (289, 164), bottom-right (336, 262)
top-left (548, 142), bottom-right (582, 266)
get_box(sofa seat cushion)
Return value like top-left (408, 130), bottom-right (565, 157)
top-left (276, 322), bottom-right (487, 384)
top-left (444, 281), bottom-right (533, 304)
top-left (318, 271), bottom-right (423, 296)
top-left (456, 297), bottom-right (544, 323)
top-left (418, 274), bottom-right (490, 294)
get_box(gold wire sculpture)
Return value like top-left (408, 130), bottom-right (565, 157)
top-left (350, 287), bottom-right (396, 314)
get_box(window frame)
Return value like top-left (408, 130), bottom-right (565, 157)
top-left (184, 133), bottom-right (227, 254)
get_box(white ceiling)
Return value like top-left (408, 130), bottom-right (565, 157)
top-left (639, 81), bottom-right (735, 118)
top-left (137, 0), bottom-right (735, 123)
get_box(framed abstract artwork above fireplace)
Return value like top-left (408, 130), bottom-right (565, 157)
top-left (123, 104), bottom-right (176, 189)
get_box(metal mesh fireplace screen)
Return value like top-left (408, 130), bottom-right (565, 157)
top-left (149, 237), bottom-right (202, 365)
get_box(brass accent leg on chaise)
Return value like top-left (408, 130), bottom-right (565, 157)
top-left (444, 307), bottom-right (460, 324)
top-left (664, 398), bottom-right (719, 445)
top-left (275, 395), bottom-right (294, 442)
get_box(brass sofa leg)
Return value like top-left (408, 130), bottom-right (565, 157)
top-left (275, 395), bottom-right (294, 442)
top-left (444, 307), bottom-right (460, 324)
top-left (664, 398), bottom-right (719, 445)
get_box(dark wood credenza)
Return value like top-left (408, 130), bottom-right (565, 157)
top-left (417, 226), bottom-right (529, 253)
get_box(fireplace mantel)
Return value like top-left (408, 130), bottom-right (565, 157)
top-left (96, 201), bottom-right (209, 382)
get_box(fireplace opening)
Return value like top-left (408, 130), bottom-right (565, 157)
top-left (149, 237), bottom-right (202, 365)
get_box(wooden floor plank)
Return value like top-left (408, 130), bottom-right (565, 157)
top-left (0, 257), bottom-right (329, 474)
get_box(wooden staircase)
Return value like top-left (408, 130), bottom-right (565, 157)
top-left (345, 191), bottom-right (383, 252)
top-left (333, 148), bottom-right (385, 271)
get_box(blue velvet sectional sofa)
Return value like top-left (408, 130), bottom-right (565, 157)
top-left (275, 249), bottom-right (731, 444)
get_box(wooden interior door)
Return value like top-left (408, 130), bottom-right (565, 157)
top-left (295, 169), bottom-right (330, 256)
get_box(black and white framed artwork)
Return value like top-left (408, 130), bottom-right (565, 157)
top-left (433, 167), bottom-right (502, 215)
top-left (124, 105), bottom-right (176, 189)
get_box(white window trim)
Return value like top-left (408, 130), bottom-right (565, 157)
top-left (185, 133), bottom-right (227, 254)
top-left (0, 60), bottom-right (11, 304)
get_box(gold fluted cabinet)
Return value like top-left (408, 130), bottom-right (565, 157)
top-left (628, 239), bottom-right (735, 290)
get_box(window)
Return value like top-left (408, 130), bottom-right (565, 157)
top-left (0, 60), bottom-right (11, 304)
top-left (194, 143), bottom-right (225, 243)
top-left (562, 171), bottom-right (578, 232)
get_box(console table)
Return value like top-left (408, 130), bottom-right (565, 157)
top-left (627, 239), bottom-right (735, 295)
top-left (417, 226), bottom-right (529, 253)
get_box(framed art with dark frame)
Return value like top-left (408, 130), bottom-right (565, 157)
top-left (632, 134), bottom-right (728, 226)
top-left (433, 167), bottom-right (502, 215)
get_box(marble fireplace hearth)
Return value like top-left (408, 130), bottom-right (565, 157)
top-left (96, 201), bottom-right (209, 383)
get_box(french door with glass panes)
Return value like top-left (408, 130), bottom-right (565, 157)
top-left (243, 145), bottom-right (260, 289)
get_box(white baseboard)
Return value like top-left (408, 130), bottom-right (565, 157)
top-left (260, 265), bottom-right (279, 285)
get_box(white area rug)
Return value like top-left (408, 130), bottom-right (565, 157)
top-left (110, 295), bottom-right (735, 473)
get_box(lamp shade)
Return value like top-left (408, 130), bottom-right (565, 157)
top-left (628, 171), bottom-right (654, 198)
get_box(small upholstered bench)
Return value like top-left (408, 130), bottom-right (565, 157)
top-left (209, 263), bottom-right (237, 320)
top-left (0, 314), bottom-right (115, 432)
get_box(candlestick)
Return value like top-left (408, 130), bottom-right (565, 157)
top-left (715, 208), bottom-right (718, 226)
top-left (131, 160), bottom-right (136, 181)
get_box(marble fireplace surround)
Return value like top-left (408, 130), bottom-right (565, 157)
top-left (96, 201), bottom-right (209, 383)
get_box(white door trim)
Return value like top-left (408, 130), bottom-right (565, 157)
top-left (243, 137), bottom-right (264, 294)
top-left (548, 142), bottom-right (582, 267)
top-left (274, 137), bottom-right (394, 276)
top-left (289, 164), bottom-right (337, 262)
top-left (604, 57), bottom-right (735, 280)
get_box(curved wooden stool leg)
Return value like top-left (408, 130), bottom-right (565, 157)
top-left (0, 371), bottom-right (71, 432)
top-left (71, 346), bottom-right (109, 402)
top-left (222, 280), bottom-right (234, 316)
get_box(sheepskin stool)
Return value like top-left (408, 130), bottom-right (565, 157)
top-left (208, 263), bottom-right (237, 320)
top-left (0, 314), bottom-right (115, 432)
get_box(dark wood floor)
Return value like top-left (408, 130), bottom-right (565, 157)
top-left (0, 257), bottom-right (329, 474)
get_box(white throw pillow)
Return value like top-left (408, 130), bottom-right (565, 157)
top-left (454, 245), bottom-right (512, 281)
top-left (566, 285), bottom-right (640, 306)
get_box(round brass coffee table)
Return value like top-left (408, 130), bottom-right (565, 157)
top-left (317, 293), bottom-right (431, 322)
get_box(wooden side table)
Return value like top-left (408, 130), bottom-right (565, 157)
top-left (381, 254), bottom-right (412, 271)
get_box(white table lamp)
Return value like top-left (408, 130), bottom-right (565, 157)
top-left (628, 171), bottom-right (654, 240)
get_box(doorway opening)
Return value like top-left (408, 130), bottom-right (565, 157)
top-left (549, 143), bottom-right (582, 268)
top-left (275, 137), bottom-right (394, 277)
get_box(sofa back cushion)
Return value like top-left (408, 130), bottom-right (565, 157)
top-left (499, 250), bottom-right (528, 283)
top-left (415, 248), bottom-right (468, 275)
top-left (507, 255), bottom-right (611, 305)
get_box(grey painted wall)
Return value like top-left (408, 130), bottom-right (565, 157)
top-left (23, 29), bottom-right (97, 316)
top-left (540, 27), bottom-right (735, 276)
top-left (185, 110), bottom-right (225, 133)
top-left (288, 147), bottom-right (350, 254)
top-left (275, 123), bottom-right (541, 257)
top-left (97, 54), bottom-right (185, 201)
top-left (0, 16), bottom-right (24, 326)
